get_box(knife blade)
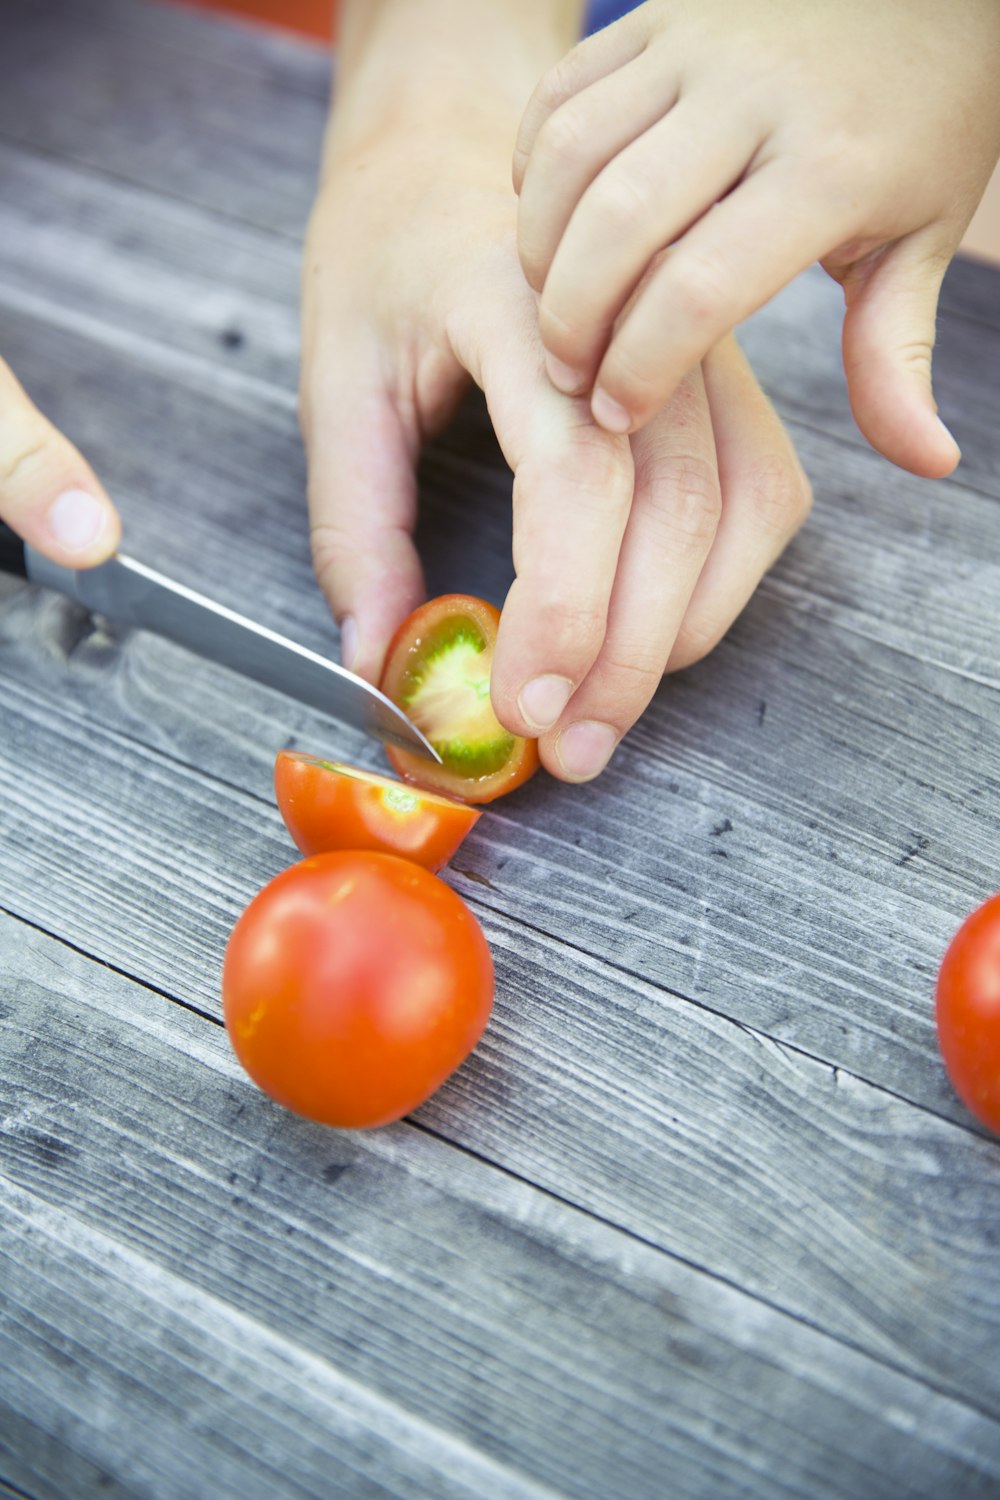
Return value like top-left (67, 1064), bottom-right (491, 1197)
top-left (1, 525), bottom-right (439, 761)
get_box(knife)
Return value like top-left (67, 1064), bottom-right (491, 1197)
top-left (0, 524), bottom-right (439, 761)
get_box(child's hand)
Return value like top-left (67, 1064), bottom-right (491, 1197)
top-left (301, 114), bottom-right (810, 783)
top-left (0, 356), bottom-right (120, 565)
top-left (514, 0), bottom-right (1000, 478)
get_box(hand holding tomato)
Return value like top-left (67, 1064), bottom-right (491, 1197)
top-left (936, 891), bottom-right (1000, 1135)
top-left (300, 0), bottom-right (810, 785)
top-left (223, 852), bottom-right (494, 1129)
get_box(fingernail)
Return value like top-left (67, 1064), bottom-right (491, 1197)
top-left (936, 415), bottom-right (961, 465)
top-left (340, 614), bottom-right (358, 671)
top-left (592, 388), bottom-right (631, 434)
top-left (47, 488), bottom-right (110, 553)
top-left (518, 674), bottom-right (573, 732)
top-left (546, 354), bottom-right (585, 395)
top-left (556, 720), bottom-right (618, 781)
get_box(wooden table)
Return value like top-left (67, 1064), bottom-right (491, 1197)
top-left (2, 3), bottom-right (999, 1495)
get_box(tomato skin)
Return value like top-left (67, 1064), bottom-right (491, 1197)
top-left (223, 852), bottom-right (494, 1129)
top-left (379, 595), bottom-right (540, 805)
top-left (273, 751), bottom-right (480, 872)
top-left (935, 891), bottom-right (1000, 1134)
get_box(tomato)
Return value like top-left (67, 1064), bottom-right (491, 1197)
top-left (223, 851), bottom-right (494, 1129)
top-left (935, 890), bottom-right (1000, 1134)
top-left (273, 750), bottom-right (480, 872)
top-left (379, 594), bottom-right (540, 804)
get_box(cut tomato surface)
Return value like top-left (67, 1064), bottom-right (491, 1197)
top-left (274, 750), bottom-right (480, 872)
top-left (379, 595), bottom-right (540, 804)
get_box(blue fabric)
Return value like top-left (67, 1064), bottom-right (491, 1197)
top-left (584, 0), bottom-right (639, 35)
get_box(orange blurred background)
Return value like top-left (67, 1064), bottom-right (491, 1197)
top-left (177, 0), bottom-right (336, 41)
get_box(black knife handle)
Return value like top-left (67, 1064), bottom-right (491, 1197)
top-left (0, 522), bottom-right (28, 580)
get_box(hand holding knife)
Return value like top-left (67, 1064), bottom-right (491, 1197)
top-left (0, 522), bottom-right (439, 762)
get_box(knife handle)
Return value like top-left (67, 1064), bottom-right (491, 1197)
top-left (0, 522), bottom-right (28, 580)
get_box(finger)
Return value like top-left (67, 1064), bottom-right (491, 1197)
top-left (0, 357), bottom-right (119, 566)
top-left (517, 48), bottom-right (680, 299)
top-left (512, 7), bottom-right (650, 194)
top-left (302, 333), bottom-right (427, 682)
top-left (591, 163), bottom-right (838, 434)
top-left (448, 285), bottom-right (635, 740)
top-left (666, 336), bottom-right (811, 672)
top-left (538, 367), bottom-right (722, 782)
top-left (537, 95), bottom-right (760, 390)
top-left (841, 230), bottom-right (960, 479)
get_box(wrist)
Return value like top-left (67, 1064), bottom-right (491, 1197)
top-left (327, 0), bottom-right (583, 163)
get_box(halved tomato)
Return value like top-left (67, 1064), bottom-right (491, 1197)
top-left (378, 595), bottom-right (540, 804)
top-left (274, 751), bottom-right (480, 872)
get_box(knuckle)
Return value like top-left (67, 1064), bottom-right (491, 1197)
top-left (528, 593), bottom-right (607, 661)
top-left (564, 422), bottom-right (634, 502)
top-left (587, 169), bottom-right (655, 239)
top-left (648, 453), bottom-right (723, 550)
top-left (0, 418), bottom-right (52, 491)
top-left (671, 250), bottom-right (736, 329)
top-left (743, 451), bottom-right (813, 538)
top-left (308, 520), bottom-right (355, 592)
top-left (537, 301), bottom-right (585, 361)
top-left (536, 103), bottom-right (588, 172)
top-left (669, 612), bottom-right (726, 671)
top-left (534, 48), bottom-right (588, 119)
top-left (594, 642), bottom-right (664, 702)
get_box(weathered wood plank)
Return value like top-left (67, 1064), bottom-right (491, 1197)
top-left (2, 656), bottom-right (1000, 1422)
top-left (0, 140), bottom-right (301, 388)
top-left (4, 914), bottom-right (1000, 1500)
top-left (0, 0), bottom-right (326, 237)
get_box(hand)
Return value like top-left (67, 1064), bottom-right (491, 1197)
top-left (300, 113), bottom-right (810, 783)
top-left (514, 0), bottom-right (1000, 478)
top-left (0, 355), bottom-right (120, 566)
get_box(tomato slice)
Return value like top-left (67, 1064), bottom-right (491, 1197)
top-left (274, 751), bottom-right (480, 873)
top-left (378, 595), bottom-right (540, 804)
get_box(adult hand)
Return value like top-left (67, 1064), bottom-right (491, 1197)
top-left (515, 0), bottom-right (1000, 478)
top-left (301, 112), bottom-right (810, 782)
top-left (0, 356), bottom-right (120, 564)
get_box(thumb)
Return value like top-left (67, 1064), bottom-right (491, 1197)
top-left (301, 336), bottom-right (426, 683)
top-left (0, 357), bottom-right (120, 565)
top-left (840, 231), bottom-right (960, 480)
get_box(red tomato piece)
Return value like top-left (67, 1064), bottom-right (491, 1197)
top-left (274, 750), bottom-right (480, 872)
top-left (379, 594), bottom-right (540, 804)
top-left (935, 890), bottom-right (1000, 1134)
top-left (223, 851), bottom-right (494, 1129)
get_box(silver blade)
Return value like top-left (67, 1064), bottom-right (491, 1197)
top-left (25, 549), bottom-right (440, 761)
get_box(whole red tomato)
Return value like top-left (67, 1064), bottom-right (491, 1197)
top-left (223, 851), bottom-right (494, 1128)
top-left (273, 751), bottom-right (480, 872)
top-left (379, 594), bottom-right (540, 804)
top-left (935, 891), bottom-right (1000, 1134)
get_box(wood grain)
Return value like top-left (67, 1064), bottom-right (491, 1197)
top-left (2, 1), bottom-right (1000, 1494)
top-left (2, 650), bottom-right (1000, 1425)
top-left (4, 916), bottom-right (1000, 1500)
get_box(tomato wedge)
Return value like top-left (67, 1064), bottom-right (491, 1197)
top-left (274, 751), bottom-right (480, 872)
top-left (378, 595), bottom-right (540, 804)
